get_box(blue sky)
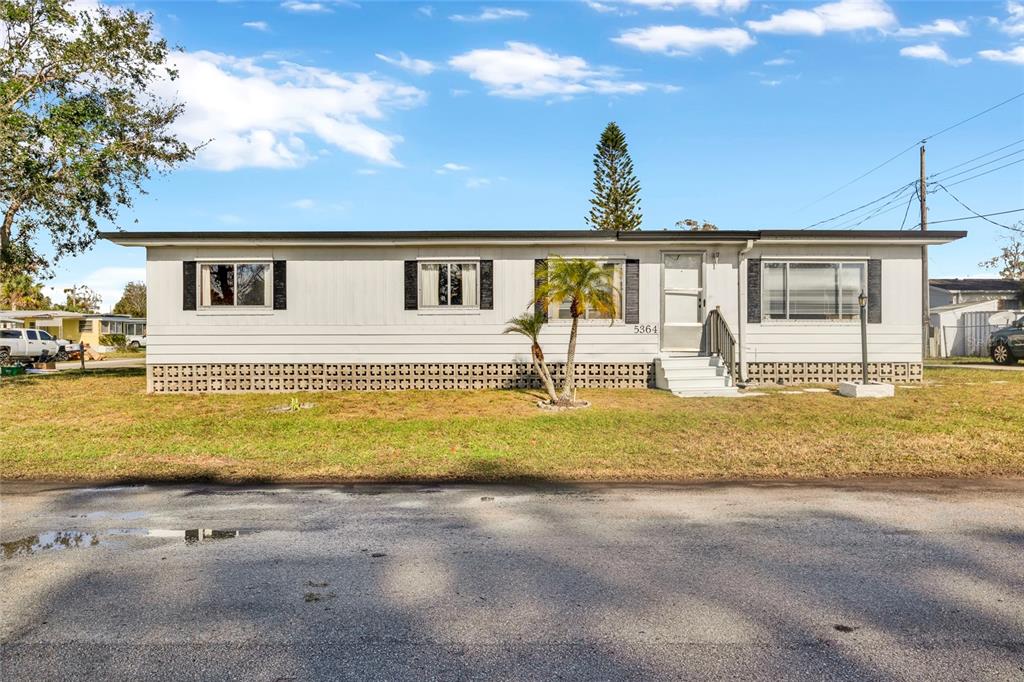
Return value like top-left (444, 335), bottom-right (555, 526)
top-left (41, 0), bottom-right (1024, 308)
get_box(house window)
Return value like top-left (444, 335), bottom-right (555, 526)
top-left (419, 262), bottom-right (479, 308)
top-left (200, 263), bottom-right (271, 308)
top-left (78, 320), bottom-right (93, 333)
top-left (549, 261), bottom-right (624, 321)
top-left (763, 261), bottom-right (866, 320)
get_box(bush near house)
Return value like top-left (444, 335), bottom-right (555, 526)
top-left (99, 334), bottom-right (127, 350)
top-left (0, 367), bottom-right (1020, 483)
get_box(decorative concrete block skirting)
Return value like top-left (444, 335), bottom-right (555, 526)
top-left (147, 362), bottom-right (655, 394)
top-left (745, 362), bottom-right (922, 385)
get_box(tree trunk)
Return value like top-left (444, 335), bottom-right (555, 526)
top-left (560, 314), bottom-right (580, 403)
top-left (0, 200), bottom-right (18, 262)
top-left (532, 343), bottom-right (558, 403)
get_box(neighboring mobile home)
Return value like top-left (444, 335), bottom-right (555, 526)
top-left (0, 311), bottom-right (146, 348)
top-left (103, 229), bottom-right (964, 394)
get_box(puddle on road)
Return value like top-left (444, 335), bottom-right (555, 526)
top-left (2, 528), bottom-right (246, 559)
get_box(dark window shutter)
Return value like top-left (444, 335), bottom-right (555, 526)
top-left (404, 261), bottom-right (418, 310)
top-left (479, 260), bottom-right (494, 310)
top-left (746, 258), bottom-right (761, 323)
top-left (624, 258), bottom-right (640, 324)
top-left (273, 261), bottom-right (287, 310)
top-left (534, 258), bottom-right (548, 321)
top-left (867, 259), bottom-right (882, 324)
top-left (183, 261), bottom-right (197, 311)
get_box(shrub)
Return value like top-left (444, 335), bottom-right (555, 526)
top-left (100, 334), bottom-right (127, 350)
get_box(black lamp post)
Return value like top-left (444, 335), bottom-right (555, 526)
top-left (858, 290), bottom-right (868, 385)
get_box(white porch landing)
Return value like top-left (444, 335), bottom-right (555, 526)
top-left (655, 355), bottom-right (740, 397)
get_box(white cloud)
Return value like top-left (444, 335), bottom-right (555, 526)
top-left (435, 162), bottom-right (470, 174)
top-left (892, 19), bottom-right (968, 38)
top-left (418, 5), bottom-right (433, 17)
top-left (760, 79), bottom-right (782, 86)
top-left (158, 51), bottom-right (426, 170)
top-left (450, 7), bottom-right (529, 22)
top-left (375, 52), bottom-right (436, 75)
top-left (899, 43), bottom-right (970, 65)
top-left (978, 45), bottom-right (1024, 64)
top-left (612, 25), bottom-right (755, 56)
top-left (449, 41), bottom-right (667, 98)
top-left (281, 0), bottom-right (356, 13)
top-left (746, 0), bottom-right (896, 36)
top-left (242, 20), bottom-right (270, 31)
top-left (466, 177), bottom-right (492, 188)
top-left (994, 1), bottom-right (1024, 36)
top-left (618, 0), bottom-right (749, 13)
top-left (44, 267), bottom-right (147, 313)
top-left (763, 57), bottom-right (793, 65)
top-left (290, 198), bottom-right (316, 209)
top-left (450, 88), bottom-right (470, 97)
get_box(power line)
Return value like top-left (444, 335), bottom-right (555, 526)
top-left (927, 137), bottom-right (1024, 178)
top-left (944, 157), bottom-right (1024, 188)
top-left (929, 147), bottom-right (1024, 183)
top-left (926, 208), bottom-right (1024, 225)
top-left (932, 183), bottom-right (1024, 232)
top-left (834, 187), bottom-right (919, 229)
top-left (794, 90), bottom-right (1024, 214)
top-left (898, 187), bottom-right (917, 230)
top-left (801, 181), bottom-right (916, 229)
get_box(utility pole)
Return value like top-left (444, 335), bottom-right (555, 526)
top-left (919, 143), bottom-right (929, 359)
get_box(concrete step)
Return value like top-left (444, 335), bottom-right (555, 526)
top-left (671, 386), bottom-right (743, 398)
top-left (665, 378), bottom-right (733, 389)
top-left (658, 356), bottom-right (720, 369)
top-left (660, 366), bottom-right (728, 379)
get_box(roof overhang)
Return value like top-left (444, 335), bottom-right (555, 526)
top-left (0, 310), bottom-right (84, 319)
top-left (100, 229), bottom-right (968, 248)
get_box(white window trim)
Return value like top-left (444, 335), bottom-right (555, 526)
top-left (198, 261), bottom-right (274, 311)
top-left (417, 260), bottom-right (481, 312)
top-left (760, 259), bottom-right (867, 324)
top-left (546, 258), bottom-right (626, 325)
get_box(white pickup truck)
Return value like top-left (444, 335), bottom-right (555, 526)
top-left (0, 328), bottom-right (68, 364)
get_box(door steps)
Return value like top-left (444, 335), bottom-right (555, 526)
top-left (655, 355), bottom-right (741, 397)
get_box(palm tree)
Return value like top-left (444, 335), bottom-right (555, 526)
top-left (536, 257), bottom-right (618, 404)
top-left (504, 311), bottom-right (559, 404)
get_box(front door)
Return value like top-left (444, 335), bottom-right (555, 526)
top-left (661, 252), bottom-right (704, 352)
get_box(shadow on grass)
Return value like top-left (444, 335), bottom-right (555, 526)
top-left (0, 365), bottom-right (145, 385)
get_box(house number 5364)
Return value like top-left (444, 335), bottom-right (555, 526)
top-left (633, 324), bottom-right (658, 334)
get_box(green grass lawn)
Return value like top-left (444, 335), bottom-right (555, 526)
top-left (1, 366), bottom-right (1020, 483)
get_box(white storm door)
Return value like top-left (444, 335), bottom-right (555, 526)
top-left (661, 252), bottom-right (704, 352)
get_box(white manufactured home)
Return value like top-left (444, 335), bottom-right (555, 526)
top-left (103, 229), bottom-right (964, 395)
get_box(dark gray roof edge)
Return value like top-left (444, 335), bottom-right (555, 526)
top-left (100, 229), bottom-right (967, 242)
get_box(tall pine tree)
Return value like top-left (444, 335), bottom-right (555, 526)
top-left (586, 122), bottom-right (642, 231)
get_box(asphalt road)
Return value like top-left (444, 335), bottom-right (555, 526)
top-left (1, 481), bottom-right (1022, 681)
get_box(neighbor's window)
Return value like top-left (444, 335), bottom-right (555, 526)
top-left (762, 261), bottom-right (866, 321)
top-left (419, 261), bottom-right (479, 308)
top-left (78, 320), bottom-right (93, 333)
top-left (550, 261), bottom-right (624, 321)
top-left (101, 320), bottom-right (124, 334)
top-left (200, 263), bottom-right (271, 308)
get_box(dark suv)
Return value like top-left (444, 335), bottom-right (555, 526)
top-left (989, 315), bottom-right (1024, 365)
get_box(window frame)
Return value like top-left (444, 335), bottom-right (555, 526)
top-left (417, 259), bottom-right (481, 311)
top-left (547, 258), bottom-right (626, 324)
top-left (197, 261), bottom-right (273, 311)
top-left (761, 259), bottom-right (867, 323)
